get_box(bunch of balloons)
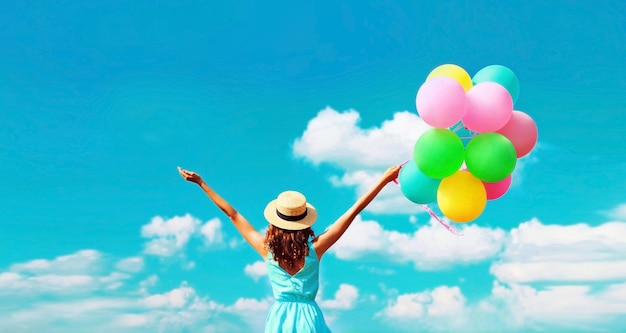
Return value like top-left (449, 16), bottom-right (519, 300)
top-left (399, 64), bottom-right (538, 223)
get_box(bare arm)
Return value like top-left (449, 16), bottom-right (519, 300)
top-left (314, 165), bottom-right (402, 258)
top-left (178, 167), bottom-right (267, 258)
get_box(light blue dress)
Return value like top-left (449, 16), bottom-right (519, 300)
top-left (265, 238), bottom-right (331, 333)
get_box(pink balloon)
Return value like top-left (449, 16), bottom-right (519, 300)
top-left (496, 110), bottom-right (538, 157)
top-left (415, 76), bottom-right (467, 128)
top-left (483, 175), bottom-right (512, 200)
top-left (462, 82), bottom-right (513, 132)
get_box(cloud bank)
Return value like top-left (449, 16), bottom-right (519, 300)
top-left (3, 107), bottom-right (622, 332)
top-left (374, 217), bottom-right (626, 332)
top-left (291, 107), bottom-right (624, 331)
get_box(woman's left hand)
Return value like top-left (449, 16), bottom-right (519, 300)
top-left (382, 164), bottom-right (402, 184)
top-left (178, 167), bottom-right (204, 185)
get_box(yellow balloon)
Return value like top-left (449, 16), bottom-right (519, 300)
top-left (426, 64), bottom-right (473, 92)
top-left (437, 170), bottom-right (486, 222)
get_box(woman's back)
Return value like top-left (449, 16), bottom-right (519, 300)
top-left (266, 238), bottom-right (320, 301)
top-left (265, 239), bottom-right (331, 332)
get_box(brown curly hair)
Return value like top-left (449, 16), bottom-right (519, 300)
top-left (265, 224), bottom-right (315, 270)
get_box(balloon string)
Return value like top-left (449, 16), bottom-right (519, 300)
top-left (392, 162), bottom-right (462, 237)
top-left (421, 204), bottom-right (464, 237)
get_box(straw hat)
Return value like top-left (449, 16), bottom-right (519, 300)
top-left (264, 191), bottom-right (317, 230)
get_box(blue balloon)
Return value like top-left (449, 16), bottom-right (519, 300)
top-left (472, 65), bottom-right (520, 104)
top-left (399, 161), bottom-right (442, 204)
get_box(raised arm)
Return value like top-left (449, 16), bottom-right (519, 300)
top-left (314, 165), bottom-right (402, 258)
top-left (178, 167), bottom-right (267, 258)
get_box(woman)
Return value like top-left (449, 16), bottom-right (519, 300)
top-left (178, 165), bottom-right (401, 332)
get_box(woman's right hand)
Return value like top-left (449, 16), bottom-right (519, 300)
top-left (178, 167), bottom-right (204, 185)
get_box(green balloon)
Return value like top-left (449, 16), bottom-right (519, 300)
top-left (472, 65), bottom-right (520, 104)
top-left (414, 129), bottom-right (464, 179)
top-left (465, 133), bottom-right (517, 182)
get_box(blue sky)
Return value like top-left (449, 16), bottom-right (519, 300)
top-left (1, 1), bottom-right (625, 332)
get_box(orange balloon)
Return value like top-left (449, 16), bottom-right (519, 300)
top-left (437, 170), bottom-right (486, 222)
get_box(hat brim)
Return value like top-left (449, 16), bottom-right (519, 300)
top-left (264, 200), bottom-right (317, 231)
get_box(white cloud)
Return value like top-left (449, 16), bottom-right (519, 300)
top-left (382, 293), bottom-right (425, 318)
top-left (0, 272), bottom-right (19, 283)
top-left (358, 265), bottom-right (396, 276)
top-left (293, 107), bottom-right (428, 171)
top-left (226, 297), bottom-right (272, 312)
top-left (602, 203), bottom-right (626, 220)
top-left (322, 213), bottom-right (626, 331)
top-left (377, 280), bottom-right (626, 332)
top-left (0, 250), bottom-right (131, 295)
top-left (115, 257), bottom-right (145, 273)
top-left (220, 297), bottom-right (272, 333)
top-left (380, 286), bottom-right (466, 319)
top-left (0, 273), bottom-right (253, 333)
top-left (330, 216), bottom-right (505, 270)
top-left (141, 215), bottom-right (228, 257)
top-left (319, 284), bottom-right (359, 310)
top-left (143, 283), bottom-right (197, 308)
top-left (30, 274), bottom-right (95, 289)
top-left (492, 261), bottom-right (626, 284)
top-left (510, 151), bottom-right (538, 187)
top-left (0, 214), bottom-right (264, 333)
top-left (491, 218), bottom-right (626, 283)
top-left (427, 285), bottom-right (466, 316)
top-left (478, 218), bottom-right (626, 331)
top-left (505, 218), bottom-right (625, 254)
top-left (200, 218), bottom-right (225, 245)
top-left (0, 273), bottom-right (97, 295)
top-left (138, 275), bottom-right (159, 295)
top-left (244, 261), bottom-right (267, 281)
top-left (490, 281), bottom-right (626, 329)
top-left (0, 297), bottom-right (137, 333)
top-left (141, 214), bottom-right (200, 257)
top-left (0, 248), bottom-right (271, 333)
top-left (10, 249), bottom-right (103, 275)
top-left (114, 313), bottom-right (149, 328)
